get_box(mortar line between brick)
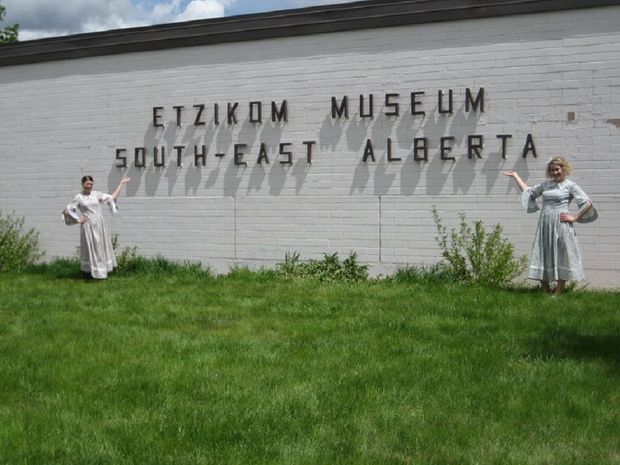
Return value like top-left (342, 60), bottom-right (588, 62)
top-left (379, 195), bottom-right (382, 263)
top-left (233, 195), bottom-right (237, 262)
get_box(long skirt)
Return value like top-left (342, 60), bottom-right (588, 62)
top-left (528, 208), bottom-right (584, 282)
top-left (80, 215), bottom-right (117, 279)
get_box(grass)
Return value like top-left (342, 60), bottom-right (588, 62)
top-left (0, 262), bottom-right (618, 465)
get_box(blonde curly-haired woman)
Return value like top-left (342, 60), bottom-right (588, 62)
top-left (504, 157), bottom-right (597, 295)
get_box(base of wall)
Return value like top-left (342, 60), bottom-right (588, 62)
top-left (47, 254), bottom-right (618, 289)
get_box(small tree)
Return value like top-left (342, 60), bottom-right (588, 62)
top-left (0, 211), bottom-right (44, 272)
top-left (0, 4), bottom-right (19, 45)
top-left (432, 207), bottom-right (527, 286)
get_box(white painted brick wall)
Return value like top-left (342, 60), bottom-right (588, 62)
top-left (1, 6), bottom-right (619, 286)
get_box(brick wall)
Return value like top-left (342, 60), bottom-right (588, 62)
top-left (1, 6), bottom-right (619, 286)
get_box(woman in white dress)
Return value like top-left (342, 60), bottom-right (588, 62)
top-left (64, 175), bottom-right (130, 279)
top-left (504, 157), bottom-right (596, 295)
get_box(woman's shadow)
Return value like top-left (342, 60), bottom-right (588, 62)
top-left (526, 328), bottom-right (620, 375)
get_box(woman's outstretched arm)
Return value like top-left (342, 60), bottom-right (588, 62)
top-left (502, 171), bottom-right (529, 192)
top-left (111, 177), bottom-right (131, 201)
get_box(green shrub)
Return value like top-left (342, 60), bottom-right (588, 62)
top-left (277, 251), bottom-right (369, 282)
top-left (0, 211), bottom-right (44, 272)
top-left (432, 207), bottom-right (527, 286)
top-left (111, 234), bottom-right (139, 270)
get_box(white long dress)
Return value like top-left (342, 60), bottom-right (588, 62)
top-left (67, 191), bottom-right (117, 279)
top-left (521, 179), bottom-right (596, 282)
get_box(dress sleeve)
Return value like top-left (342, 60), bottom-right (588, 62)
top-left (521, 182), bottom-right (544, 213)
top-left (569, 182), bottom-right (598, 223)
top-left (97, 191), bottom-right (118, 214)
top-left (63, 195), bottom-right (81, 225)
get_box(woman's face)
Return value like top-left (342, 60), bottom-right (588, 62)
top-left (548, 164), bottom-right (566, 182)
top-left (82, 180), bottom-right (94, 193)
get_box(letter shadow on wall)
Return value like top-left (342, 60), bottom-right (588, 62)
top-left (348, 111), bottom-right (392, 194)
top-left (450, 103), bottom-right (479, 195)
top-left (505, 155), bottom-right (533, 195)
top-left (372, 107), bottom-right (398, 196)
top-left (291, 157), bottom-right (310, 194)
top-left (244, 120), bottom-right (287, 195)
top-left (422, 108), bottom-right (452, 196)
top-left (350, 134), bottom-right (398, 196)
top-left (399, 147), bottom-right (422, 196)
top-left (126, 122), bottom-right (178, 196)
top-left (247, 161), bottom-right (266, 194)
top-left (319, 113), bottom-right (345, 151)
top-left (245, 150), bottom-right (296, 196)
top-left (182, 119), bottom-right (218, 194)
top-left (397, 106), bottom-right (423, 195)
top-left (482, 133), bottom-right (514, 195)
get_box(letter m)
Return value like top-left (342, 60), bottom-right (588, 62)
top-left (331, 96), bottom-right (349, 119)
top-left (466, 87), bottom-right (484, 113)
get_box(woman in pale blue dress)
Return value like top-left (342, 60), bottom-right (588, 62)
top-left (64, 175), bottom-right (130, 279)
top-left (504, 157), bottom-right (596, 295)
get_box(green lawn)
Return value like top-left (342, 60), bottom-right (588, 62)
top-left (0, 267), bottom-right (618, 465)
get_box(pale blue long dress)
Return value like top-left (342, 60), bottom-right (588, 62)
top-left (521, 179), bottom-right (596, 282)
top-left (66, 191), bottom-right (118, 279)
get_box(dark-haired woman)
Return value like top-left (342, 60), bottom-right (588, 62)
top-left (64, 176), bottom-right (130, 279)
top-left (504, 157), bottom-right (596, 295)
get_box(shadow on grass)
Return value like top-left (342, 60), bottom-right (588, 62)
top-left (527, 329), bottom-right (620, 375)
top-left (25, 257), bottom-right (214, 280)
top-left (503, 286), bottom-right (543, 295)
top-left (25, 259), bottom-right (83, 280)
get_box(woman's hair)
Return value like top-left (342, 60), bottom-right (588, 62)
top-left (546, 156), bottom-right (572, 178)
top-left (81, 175), bottom-right (94, 184)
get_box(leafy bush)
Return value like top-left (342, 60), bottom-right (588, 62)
top-left (0, 211), bottom-right (44, 272)
top-left (277, 251), bottom-right (369, 282)
top-left (111, 234), bottom-right (139, 270)
top-left (432, 207), bottom-right (527, 286)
